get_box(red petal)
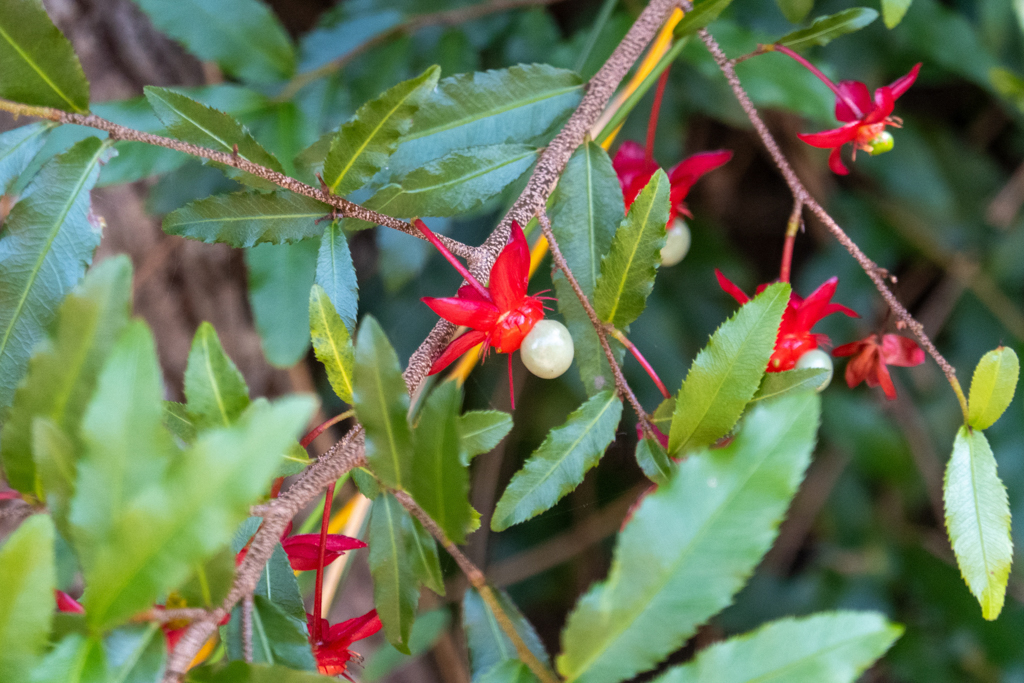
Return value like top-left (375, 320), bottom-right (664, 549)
top-left (864, 87), bottom-right (895, 124)
top-left (875, 362), bottom-right (898, 399)
top-left (843, 346), bottom-right (877, 388)
top-left (55, 589), bottom-right (84, 613)
top-left (457, 284), bottom-right (490, 302)
top-left (828, 147), bottom-right (850, 175)
top-left (667, 150), bottom-right (733, 203)
top-left (282, 534), bottom-right (367, 571)
top-left (489, 221), bottom-right (530, 311)
top-left (715, 269), bottom-right (749, 305)
top-left (833, 336), bottom-right (874, 357)
top-left (326, 609), bottom-right (383, 646)
top-left (835, 80), bottom-right (872, 122)
top-left (798, 123), bottom-right (860, 148)
top-left (888, 63), bottom-right (921, 100)
top-left (793, 277), bottom-right (839, 331)
top-left (422, 296), bottom-right (498, 329)
top-left (821, 302), bottom-right (860, 318)
top-left (428, 330), bottom-right (488, 375)
top-left (613, 141), bottom-right (658, 207)
top-left (879, 334), bottom-right (925, 367)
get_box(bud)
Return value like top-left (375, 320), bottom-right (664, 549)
top-left (795, 349), bottom-right (833, 392)
top-left (660, 218), bottom-right (691, 267)
top-left (520, 320), bottom-right (574, 379)
top-left (867, 131), bottom-right (894, 156)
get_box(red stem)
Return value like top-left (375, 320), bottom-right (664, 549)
top-left (414, 219), bottom-right (492, 302)
top-left (773, 45), bottom-right (863, 119)
top-left (611, 329), bottom-right (671, 399)
top-left (508, 354), bottom-right (516, 411)
top-left (312, 482), bottom-right (335, 643)
top-left (779, 232), bottom-right (796, 284)
top-left (645, 66), bottom-right (672, 163)
top-left (300, 412), bottom-right (349, 449)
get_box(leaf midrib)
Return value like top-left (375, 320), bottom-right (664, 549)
top-left (602, 183), bottom-right (659, 324)
top-left (313, 291), bottom-right (353, 402)
top-left (201, 332), bottom-right (231, 427)
top-left (0, 23), bottom-right (83, 112)
top-left (403, 148), bottom-right (538, 195)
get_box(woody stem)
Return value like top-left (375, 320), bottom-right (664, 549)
top-left (772, 45), bottom-right (864, 119)
top-left (312, 481), bottom-right (336, 643)
top-left (414, 219), bottom-right (493, 302)
top-left (606, 327), bottom-right (672, 399)
top-left (645, 66), bottom-right (672, 162)
top-left (779, 200), bottom-right (803, 284)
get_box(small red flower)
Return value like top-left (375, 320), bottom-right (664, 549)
top-left (716, 270), bottom-right (858, 372)
top-left (832, 333), bottom-right (925, 400)
top-left (281, 533), bottom-right (366, 572)
top-left (612, 141), bottom-right (732, 222)
top-left (797, 63), bottom-right (921, 175)
top-left (55, 589), bottom-right (84, 613)
top-left (308, 609), bottom-right (382, 679)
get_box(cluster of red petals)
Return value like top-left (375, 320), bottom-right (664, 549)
top-left (281, 533), bottom-right (366, 572)
top-left (421, 220), bottom-right (546, 374)
top-left (612, 141), bottom-right (732, 221)
top-left (716, 270), bottom-right (858, 372)
top-left (798, 63), bottom-right (921, 175)
top-left (833, 333), bottom-right (924, 400)
top-left (308, 609), bottom-right (382, 679)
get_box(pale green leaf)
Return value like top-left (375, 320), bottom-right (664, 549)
top-left (309, 284), bottom-right (355, 404)
top-left (184, 322), bottom-right (250, 431)
top-left (943, 426), bottom-right (1013, 620)
top-left (750, 368), bottom-right (827, 402)
top-left (163, 191), bottom-right (330, 248)
top-left (164, 402), bottom-right (197, 445)
top-left (882, 0), bottom-right (913, 28)
top-left (463, 586), bottom-right (549, 681)
top-left (635, 436), bottom-right (672, 485)
top-left (668, 283), bottom-right (790, 455)
top-left (492, 391), bottom-right (622, 531)
top-left (460, 410), bottom-right (513, 461)
top-left (0, 515), bottom-right (55, 681)
top-left (315, 220), bottom-right (358, 334)
top-left (967, 346), bottom-right (1018, 431)
top-left (775, 8), bottom-right (879, 51)
top-left (675, 0), bottom-right (735, 36)
top-left (775, 0), bottom-right (814, 24)
top-left (177, 547), bottom-right (235, 610)
top-left (104, 623), bottom-right (166, 683)
top-left (558, 392), bottom-right (820, 683)
top-left (188, 661), bottom-right (340, 683)
top-left (0, 123), bottom-right (52, 193)
top-left (478, 661), bottom-right (539, 683)
top-left (246, 240), bottom-right (317, 368)
top-left (369, 492), bottom-right (420, 653)
top-left (29, 632), bottom-right (107, 683)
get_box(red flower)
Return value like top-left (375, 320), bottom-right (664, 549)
top-left (797, 63), bottom-right (921, 175)
top-left (55, 589), bottom-right (84, 613)
top-left (308, 609), bottom-right (382, 679)
top-left (612, 141), bottom-right (732, 222)
top-left (716, 270), bottom-right (858, 372)
top-left (281, 533), bottom-right (366, 571)
top-left (832, 333), bottom-right (924, 400)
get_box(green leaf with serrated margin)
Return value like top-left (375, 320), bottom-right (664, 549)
top-left (408, 515), bottom-right (445, 597)
top-left (30, 632), bottom-right (107, 683)
top-left (226, 595), bottom-right (316, 670)
top-left (164, 191), bottom-right (330, 248)
top-left (0, 515), bottom-right (55, 681)
top-left (2, 255), bottom-right (131, 496)
top-left (247, 240), bottom-right (317, 368)
top-left (558, 392), bottom-right (820, 683)
top-left (104, 623), bottom-right (166, 683)
top-left (649, 611), bottom-right (901, 683)
top-left (354, 316), bottom-right (412, 490)
top-left (967, 346), bottom-right (1018, 431)
top-left (882, 0), bottom-right (913, 28)
top-left (492, 391), bottom-right (622, 531)
top-left (323, 66), bottom-right (440, 196)
top-left (131, 0), bottom-right (294, 84)
top-left (675, 0), bottom-right (735, 36)
top-left (593, 170), bottom-right (670, 328)
top-left (668, 283), bottom-right (789, 455)
top-left (164, 402), bottom-right (197, 444)
top-left (0, 137), bottom-right (107, 411)
top-left (0, 123), bottom-right (52, 193)
top-left (0, 0), bottom-right (89, 112)
top-left (751, 368), bottom-right (827, 402)
top-left (369, 492), bottom-right (420, 653)
top-left (460, 410), bottom-right (513, 462)
top-left (315, 221), bottom-right (358, 335)
top-left (184, 322), bottom-right (250, 431)
top-left (775, 0), bottom-right (814, 23)
top-left (188, 661), bottom-right (340, 683)
top-left (463, 586), bottom-right (550, 681)
top-left (310, 284), bottom-right (355, 404)
top-left (775, 8), bottom-right (879, 51)
top-left (635, 436), bottom-right (672, 485)
top-left (651, 397), bottom-right (675, 432)
top-left (943, 426), bottom-right (1013, 620)
top-left (411, 382), bottom-right (472, 544)
top-left (555, 274), bottom-right (622, 397)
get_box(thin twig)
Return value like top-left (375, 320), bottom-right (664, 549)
top-left (241, 596), bottom-right (254, 663)
top-left (137, 607), bottom-right (212, 624)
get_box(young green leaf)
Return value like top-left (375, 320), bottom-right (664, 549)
top-left (0, 0), bottom-right (89, 112)
top-left (0, 515), bottom-right (56, 681)
top-left (411, 382), bottom-right (472, 544)
top-left (163, 190), bottom-right (331, 248)
top-left (675, 0), bottom-right (735, 36)
top-left (492, 391), bottom-right (622, 532)
top-left (247, 240), bottom-right (317, 368)
top-left (369, 492), bottom-right (420, 653)
top-left (558, 392), bottom-right (820, 683)
top-left (460, 410), bottom-right (513, 461)
top-left (323, 66), bottom-right (440, 196)
top-left (967, 346), bottom-right (1018, 431)
top-left (1, 255), bottom-right (132, 496)
top-left (0, 123), bottom-right (52, 193)
top-left (463, 586), bottom-right (550, 680)
top-left (30, 419), bottom-right (76, 536)
top-left (635, 436), bottom-right (673, 485)
top-left (668, 283), bottom-right (790, 455)
top-left (593, 170), bottom-right (670, 328)
top-left (650, 611), bottom-right (902, 683)
top-left (226, 595), bottom-right (316, 670)
top-left (164, 401), bottom-right (197, 445)
top-left (408, 515), bottom-right (445, 597)
top-left (104, 623), bottom-right (167, 683)
top-left (353, 316), bottom-right (412, 490)
top-left (943, 426), bottom-right (1013, 620)
top-left (184, 322), bottom-right (251, 431)
top-left (775, 0), bottom-right (814, 24)
top-left (315, 221), bottom-right (359, 335)
top-left (750, 367), bottom-right (827, 402)
top-left (131, 0), bottom-right (295, 84)
top-left (882, 0), bottom-right (913, 28)
top-left (29, 632), bottom-right (108, 683)
top-left (775, 8), bottom-right (879, 51)
top-left (309, 284), bottom-right (355, 405)
top-left (0, 137), bottom-right (107, 411)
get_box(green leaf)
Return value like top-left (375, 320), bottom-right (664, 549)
top-left (554, 274), bottom-right (622, 397)
top-left (187, 661), bottom-right (339, 683)
top-left (558, 392), bottom-right (820, 683)
top-left (675, 0), bottom-right (736, 36)
top-left (353, 316), bottom-right (412, 490)
top-left (246, 240), bottom-right (317, 368)
top-left (309, 284), bottom-right (355, 404)
top-left (775, 8), bottom-right (879, 51)
top-left (0, 0), bottom-right (89, 112)
top-left (650, 611), bottom-right (902, 683)
top-left (369, 492), bottom-right (420, 653)
top-left (163, 191), bottom-right (330, 248)
top-left (105, 623), bottom-right (167, 683)
top-left (460, 410), bottom-right (513, 461)
top-left (0, 136), bottom-right (107, 411)
top-left (593, 170), bottom-right (670, 328)
top-left (750, 368), bottom-right (827, 402)
top-left (297, 7), bottom-right (404, 74)
top-left (1, 255), bottom-right (132, 496)
top-left (411, 382), bottom-right (472, 544)
top-left (967, 346), bottom-right (1019, 431)
top-left (144, 86), bottom-right (283, 190)
top-left (775, 0), bottom-right (814, 23)
top-left (0, 123), bottom-right (52, 193)
top-left (226, 595), bottom-right (316, 670)
top-left (463, 586), bottom-right (549, 681)
top-left (492, 391), bottom-right (622, 531)
top-left (29, 632), bottom-right (108, 683)
top-left (478, 661), bottom-right (539, 683)
top-left (30, 419), bottom-right (75, 534)
top-left (408, 514), bottom-right (445, 597)
top-left (668, 283), bottom-right (790, 455)
top-left (184, 322), bottom-right (250, 431)
top-left (943, 426), bottom-right (1013, 620)
top-left (363, 144), bottom-right (540, 220)
top-left (882, 0), bottom-right (913, 28)
top-left (315, 220), bottom-right (358, 335)
top-left (177, 547), bottom-right (235, 610)
top-left (323, 66), bottom-right (440, 196)
top-left (362, 608), bottom-right (451, 682)
top-left (635, 436), bottom-right (673, 485)
top-left (130, 0), bottom-right (294, 84)
top-left (0, 515), bottom-right (55, 681)
top-left (164, 402), bottom-right (197, 445)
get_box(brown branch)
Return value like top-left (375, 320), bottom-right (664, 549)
top-left (136, 607), bottom-right (212, 624)
top-left (695, 27), bottom-right (970, 420)
top-left (241, 596), bottom-right (254, 663)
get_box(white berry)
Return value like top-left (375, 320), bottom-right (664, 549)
top-left (795, 349), bottom-right (833, 392)
top-left (660, 218), bottom-right (691, 267)
top-left (520, 320), bottom-right (574, 379)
